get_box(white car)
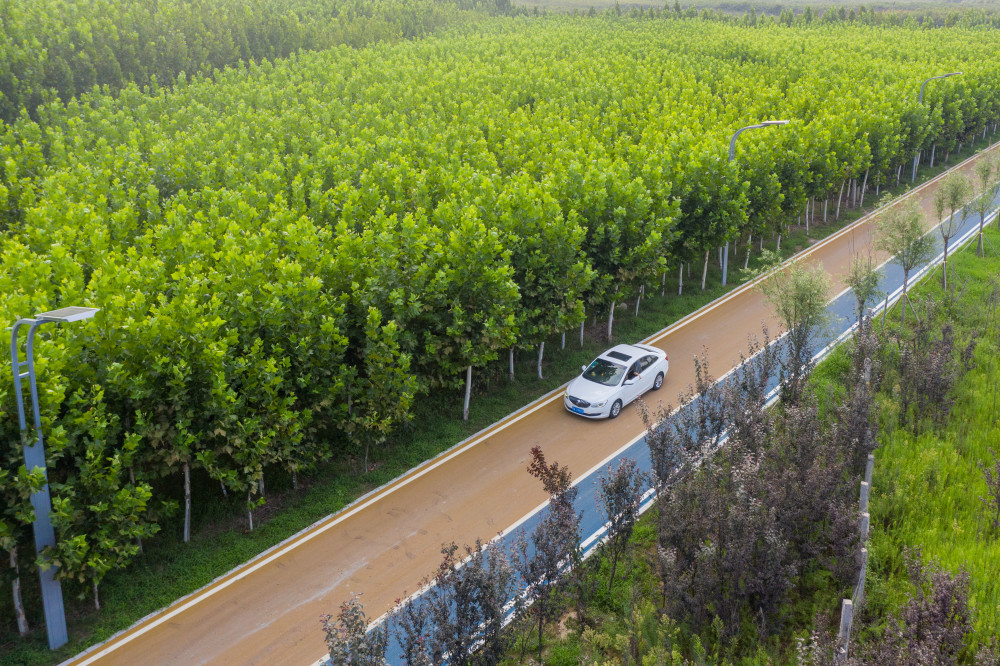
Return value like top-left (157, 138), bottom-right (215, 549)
top-left (564, 343), bottom-right (669, 419)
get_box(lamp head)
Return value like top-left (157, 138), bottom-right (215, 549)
top-left (35, 307), bottom-right (100, 323)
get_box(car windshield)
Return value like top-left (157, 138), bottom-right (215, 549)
top-left (582, 358), bottom-right (626, 387)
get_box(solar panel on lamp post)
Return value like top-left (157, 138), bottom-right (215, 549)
top-left (9, 306), bottom-right (100, 650)
top-left (912, 72), bottom-right (962, 183)
top-left (722, 120), bottom-right (789, 286)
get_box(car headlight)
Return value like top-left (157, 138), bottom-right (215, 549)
top-left (591, 399), bottom-right (607, 408)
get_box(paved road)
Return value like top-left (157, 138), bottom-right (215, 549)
top-left (64, 142), bottom-right (1000, 666)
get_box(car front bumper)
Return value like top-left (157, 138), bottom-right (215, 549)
top-left (564, 395), bottom-right (609, 419)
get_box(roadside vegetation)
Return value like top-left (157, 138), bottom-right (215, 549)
top-left (409, 222), bottom-right (1000, 665)
top-left (5, 4), bottom-right (1000, 664)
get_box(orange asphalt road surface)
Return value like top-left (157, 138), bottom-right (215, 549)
top-left (64, 143), bottom-right (999, 666)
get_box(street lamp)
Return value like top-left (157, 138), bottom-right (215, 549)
top-left (911, 72), bottom-right (962, 182)
top-left (10, 306), bottom-right (100, 650)
top-left (723, 120), bottom-right (790, 286)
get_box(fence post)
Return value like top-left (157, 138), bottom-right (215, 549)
top-left (864, 454), bottom-right (874, 486)
top-left (859, 512), bottom-right (870, 541)
top-left (859, 481), bottom-right (870, 514)
top-left (855, 547), bottom-right (869, 609)
top-left (835, 598), bottom-right (854, 664)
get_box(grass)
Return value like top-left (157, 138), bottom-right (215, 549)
top-left (4, 129), bottom-right (999, 666)
top-left (856, 224), bottom-right (1000, 656)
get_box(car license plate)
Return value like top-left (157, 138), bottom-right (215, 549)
top-left (570, 406), bottom-right (585, 415)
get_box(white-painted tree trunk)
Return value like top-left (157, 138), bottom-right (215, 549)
top-left (220, 480), bottom-right (227, 497)
top-left (561, 332), bottom-right (565, 350)
top-left (896, 164), bottom-right (902, 185)
top-left (580, 318), bottom-right (585, 347)
top-left (678, 264), bottom-right (683, 295)
top-left (929, 143), bottom-right (936, 168)
top-left (823, 199), bottom-right (828, 223)
top-left (183, 462), bottom-right (191, 543)
top-left (701, 249), bottom-right (709, 290)
top-left (744, 235), bottom-right (752, 270)
top-left (537, 342), bottom-right (544, 380)
top-left (11, 548), bottom-right (27, 635)
top-left (859, 168), bottom-right (869, 208)
top-left (93, 579), bottom-right (100, 611)
top-left (248, 488), bottom-right (255, 532)
top-left (258, 474), bottom-right (265, 498)
top-left (661, 269), bottom-right (667, 296)
top-left (634, 284), bottom-right (643, 317)
top-left (777, 232), bottom-right (781, 252)
top-left (463, 365), bottom-right (472, 421)
top-left (607, 300), bottom-right (615, 341)
top-left (509, 347), bottom-right (515, 381)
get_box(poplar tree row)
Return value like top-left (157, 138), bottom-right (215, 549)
top-left (2, 15), bottom-right (1000, 624)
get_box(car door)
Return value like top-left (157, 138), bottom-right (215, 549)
top-left (621, 360), bottom-right (645, 404)
top-left (638, 355), bottom-right (658, 393)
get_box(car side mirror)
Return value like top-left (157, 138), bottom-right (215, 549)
top-left (581, 365), bottom-right (587, 373)
top-left (623, 379), bottom-right (635, 386)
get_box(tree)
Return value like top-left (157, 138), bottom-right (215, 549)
top-left (845, 254), bottom-right (882, 327)
top-left (874, 202), bottom-right (934, 327)
top-left (0, 461), bottom-right (45, 635)
top-left (321, 593), bottom-right (388, 665)
top-left (759, 262), bottom-right (830, 405)
top-left (596, 458), bottom-right (647, 592)
top-left (971, 154), bottom-right (1000, 257)
top-left (516, 446), bottom-right (581, 660)
top-left (46, 388), bottom-right (159, 610)
top-left (932, 172), bottom-right (971, 290)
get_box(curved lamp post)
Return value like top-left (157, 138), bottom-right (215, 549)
top-left (723, 120), bottom-right (789, 286)
top-left (911, 72), bottom-right (962, 182)
top-left (10, 306), bottom-right (99, 650)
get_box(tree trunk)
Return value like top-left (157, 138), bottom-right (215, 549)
top-left (897, 164), bottom-right (902, 186)
top-left (220, 480), bottom-right (227, 497)
top-left (701, 249), bottom-right (709, 290)
top-left (942, 238), bottom-right (950, 290)
top-left (248, 488), bottom-right (255, 531)
top-left (859, 168), bottom-right (869, 208)
top-left (760, 235), bottom-right (764, 251)
top-left (607, 300), bottom-right (615, 341)
top-left (258, 475), bottom-right (265, 498)
top-left (836, 179), bottom-right (846, 220)
top-left (93, 579), bottom-right (100, 611)
top-left (634, 284), bottom-right (643, 317)
top-left (979, 214), bottom-right (986, 257)
top-left (661, 269), bottom-right (667, 297)
top-left (580, 317), bottom-right (585, 347)
top-left (292, 470), bottom-right (298, 491)
top-left (677, 264), bottom-right (683, 295)
top-left (902, 271), bottom-right (910, 327)
top-left (929, 143), bottom-right (936, 168)
top-left (463, 365), bottom-right (472, 421)
top-left (130, 467), bottom-right (143, 553)
top-left (823, 199), bottom-right (828, 223)
top-left (776, 232), bottom-right (781, 252)
top-left (537, 342), bottom-right (544, 380)
top-left (11, 548), bottom-right (28, 636)
top-left (718, 246), bottom-right (723, 268)
top-left (183, 462), bottom-right (191, 543)
top-left (509, 347), bottom-right (515, 382)
top-left (744, 235), bottom-right (752, 270)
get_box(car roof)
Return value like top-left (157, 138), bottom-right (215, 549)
top-left (599, 344), bottom-right (653, 363)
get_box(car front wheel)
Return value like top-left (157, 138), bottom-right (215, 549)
top-left (652, 372), bottom-right (664, 390)
top-left (608, 399), bottom-right (623, 419)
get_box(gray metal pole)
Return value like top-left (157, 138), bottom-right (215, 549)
top-left (10, 319), bottom-right (68, 650)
